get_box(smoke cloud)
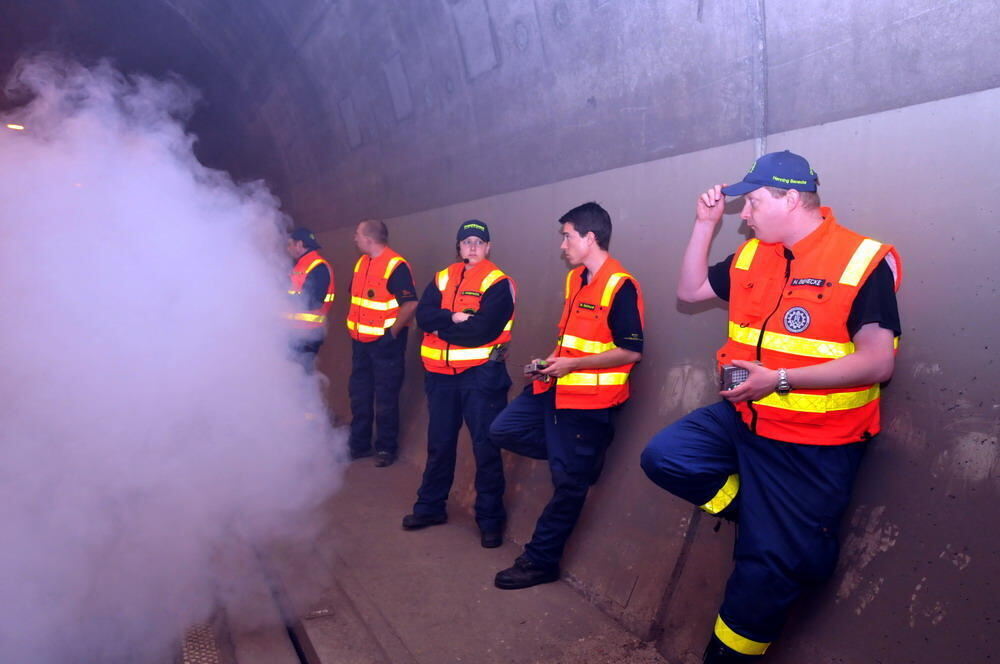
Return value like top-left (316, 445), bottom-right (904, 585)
top-left (0, 56), bottom-right (344, 662)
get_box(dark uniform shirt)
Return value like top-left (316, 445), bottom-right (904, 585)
top-left (386, 262), bottom-right (418, 305)
top-left (579, 270), bottom-right (644, 353)
top-left (707, 253), bottom-right (900, 337)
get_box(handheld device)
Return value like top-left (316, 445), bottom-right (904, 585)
top-left (720, 364), bottom-right (750, 391)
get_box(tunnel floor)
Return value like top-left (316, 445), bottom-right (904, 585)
top-left (207, 455), bottom-right (669, 664)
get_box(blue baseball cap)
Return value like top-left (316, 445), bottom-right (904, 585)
top-left (457, 219), bottom-right (490, 242)
top-left (721, 150), bottom-right (818, 196)
top-left (290, 227), bottom-right (320, 250)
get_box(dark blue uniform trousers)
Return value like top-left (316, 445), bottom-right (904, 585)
top-left (481, 385), bottom-right (617, 570)
top-left (413, 361), bottom-right (511, 528)
top-left (640, 400), bottom-right (867, 650)
top-left (348, 331), bottom-right (408, 458)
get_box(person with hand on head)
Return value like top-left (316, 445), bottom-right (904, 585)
top-left (286, 227), bottom-right (335, 374)
top-left (481, 202), bottom-right (645, 590)
top-left (640, 151), bottom-right (902, 662)
top-left (346, 218), bottom-right (418, 467)
top-left (402, 220), bottom-right (515, 548)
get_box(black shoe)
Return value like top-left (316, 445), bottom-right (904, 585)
top-left (349, 448), bottom-right (373, 461)
top-left (480, 531), bottom-right (503, 549)
top-left (401, 513), bottom-right (447, 530)
top-left (494, 556), bottom-right (559, 589)
top-left (374, 452), bottom-right (395, 467)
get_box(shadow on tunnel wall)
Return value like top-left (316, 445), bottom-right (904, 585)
top-left (313, 87), bottom-right (998, 663)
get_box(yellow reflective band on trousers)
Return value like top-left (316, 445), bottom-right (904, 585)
top-left (728, 322), bottom-right (855, 359)
top-left (700, 474), bottom-right (739, 515)
top-left (287, 289), bottom-right (300, 295)
top-left (347, 318), bottom-right (396, 336)
top-left (290, 312), bottom-right (326, 323)
top-left (755, 385), bottom-right (880, 413)
top-left (714, 615), bottom-right (769, 656)
top-left (420, 346), bottom-right (492, 362)
top-left (350, 295), bottom-right (399, 311)
top-left (839, 238), bottom-right (882, 287)
top-left (558, 334), bottom-right (617, 354)
top-left (558, 372), bottom-right (628, 387)
top-left (734, 239), bottom-right (760, 271)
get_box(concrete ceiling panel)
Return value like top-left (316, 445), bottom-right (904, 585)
top-left (450, 0), bottom-right (501, 80)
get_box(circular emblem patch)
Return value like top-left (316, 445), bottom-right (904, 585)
top-left (783, 306), bottom-right (811, 333)
top-left (367, 289), bottom-right (376, 297)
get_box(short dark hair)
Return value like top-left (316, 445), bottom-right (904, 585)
top-left (558, 202), bottom-right (611, 250)
top-left (360, 218), bottom-right (389, 245)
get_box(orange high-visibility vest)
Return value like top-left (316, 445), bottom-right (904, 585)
top-left (535, 257), bottom-right (645, 409)
top-left (346, 248), bottom-right (409, 342)
top-left (287, 250), bottom-right (335, 330)
top-left (420, 259), bottom-right (515, 375)
top-left (717, 207), bottom-right (902, 445)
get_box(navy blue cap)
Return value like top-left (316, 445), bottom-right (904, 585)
top-left (290, 227), bottom-right (320, 250)
top-left (721, 150), bottom-right (818, 196)
top-left (457, 219), bottom-right (490, 242)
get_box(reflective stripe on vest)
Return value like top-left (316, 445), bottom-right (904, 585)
top-left (288, 250), bottom-right (334, 329)
top-left (717, 208), bottom-right (901, 445)
top-left (347, 248), bottom-right (408, 342)
top-left (420, 259), bottom-right (515, 375)
top-left (539, 257), bottom-right (644, 409)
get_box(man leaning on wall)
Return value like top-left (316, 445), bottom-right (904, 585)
top-left (345, 219), bottom-right (418, 467)
top-left (482, 202), bottom-right (645, 590)
top-left (640, 151), bottom-right (902, 662)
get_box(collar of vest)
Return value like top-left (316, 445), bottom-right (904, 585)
top-left (786, 206), bottom-right (840, 258)
top-left (293, 249), bottom-right (325, 271)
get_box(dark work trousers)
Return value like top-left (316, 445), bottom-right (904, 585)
top-left (412, 361), bottom-right (511, 530)
top-left (640, 400), bottom-right (868, 652)
top-left (482, 385), bottom-right (617, 570)
top-left (348, 330), bottom-right (408, 458)
top-left (290, 338), bottom-right (323, 375)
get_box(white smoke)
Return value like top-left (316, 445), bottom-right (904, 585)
top-left (0, 56), bottom-right (345, 663)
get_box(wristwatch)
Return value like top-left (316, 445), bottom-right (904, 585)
top-left (776, 368), bottom-right (792, 395)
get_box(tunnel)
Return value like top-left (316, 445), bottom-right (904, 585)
top-left (2, 1), bottom-right (998, 663)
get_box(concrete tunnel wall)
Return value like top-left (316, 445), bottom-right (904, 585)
top-left (312, 87), bottom-right (999, 663)
top-left (4, 0), bottom-right (999, 662)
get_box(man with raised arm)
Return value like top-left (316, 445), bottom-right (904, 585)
top-left (641, 151), bottom-right (902, 662)
top-left (484, 202), bottom-right (645, 590)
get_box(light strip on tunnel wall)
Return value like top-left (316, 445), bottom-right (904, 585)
top-left (6, 123), bottom-right (25, 131)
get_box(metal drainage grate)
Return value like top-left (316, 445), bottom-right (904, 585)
top-left (181, 622), bottom-right (222, 664)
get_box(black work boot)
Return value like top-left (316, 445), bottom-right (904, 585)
top-left (494, 555), bottom-right (559, 590)
top-left (401, 513), bottom-right (447, 530)
top-left (374, 451), bottom-right (395, 467)
top-left (703, 635), bottom-right (763, 663)
top-left (480, 530), bottom-right (503, 549)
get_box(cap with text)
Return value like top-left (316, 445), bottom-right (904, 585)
top-left (721, 150), bottom-right (818, 196)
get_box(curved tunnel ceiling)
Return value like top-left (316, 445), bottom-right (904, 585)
top-left (4, 0), bottom-right (1000, 229)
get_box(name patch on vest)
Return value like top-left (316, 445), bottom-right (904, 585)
top-left (783, 306), bottom-right (811, 333)
top-left (790, 277), bottom-right (828, 287)
top-left (577, 302), bottom-right (597, 311)
top-left (460, 290), bottom-right (482, 297)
